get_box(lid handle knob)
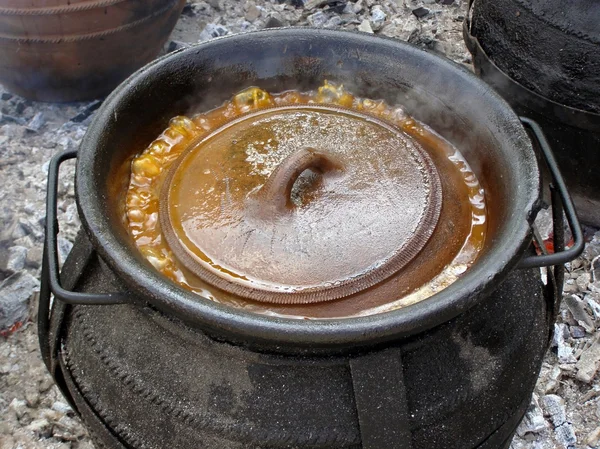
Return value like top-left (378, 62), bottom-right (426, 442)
top-left (257, 147), bottom-right (344, 214)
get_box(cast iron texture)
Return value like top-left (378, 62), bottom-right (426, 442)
top-left (466, 0), bottom-right (600, 225)
top-left (55, 231), bottom-right (549, 449)
top-left (75, 28), bottom-right (542, 351)
top-left (0, 0), bottom-right (185, 101)
top-left (469, 0), bottom-right (600, 114)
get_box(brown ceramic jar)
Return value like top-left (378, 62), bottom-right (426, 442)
top-left (0, 0), bottom-right (185, 101)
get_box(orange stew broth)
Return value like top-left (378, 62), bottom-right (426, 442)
top-left (124, 82), bottom-right (487, 318)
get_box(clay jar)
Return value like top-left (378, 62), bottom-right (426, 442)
top-left (0, 0), bottom-right (185, 102)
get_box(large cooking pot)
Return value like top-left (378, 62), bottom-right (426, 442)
top-left (463, 0), bottom-right (600, 226)
top-left (39, 29), bottom-right (583, 449)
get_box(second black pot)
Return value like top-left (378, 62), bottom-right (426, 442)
top-left (464, 0), bottom-right (600, 226)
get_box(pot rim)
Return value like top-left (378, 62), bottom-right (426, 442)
top-left (76, 27), bottom-right (540, 350)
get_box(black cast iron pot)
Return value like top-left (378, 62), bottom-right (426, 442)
top-left (39, 28), bottom-right (584, 449)
top-left (463, 0), bottom-right (600, 226)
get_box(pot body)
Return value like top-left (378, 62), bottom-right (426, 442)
top-left (466, 0), bottom-right (600, 225)
top-left (53, 231), bottom-right (551, 449)
top-left (0, 0), bottom-right (185, 102)
top-left (47, 28), bottom-right (554, 448)
top-left (75, 28), bottom-right (541, 350)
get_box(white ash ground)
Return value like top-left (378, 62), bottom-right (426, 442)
top-left (0, 0), bottom-right (599, 448)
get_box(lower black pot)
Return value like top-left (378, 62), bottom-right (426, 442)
top-left (49, 231), bottom-right (548, 449)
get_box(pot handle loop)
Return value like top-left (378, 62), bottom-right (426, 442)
top-left (41, 149), bottom-right (129, 305)
top-left (517, 117), bottom-right (584, 269)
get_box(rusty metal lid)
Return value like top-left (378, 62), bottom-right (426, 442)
top-left (160, 105), bottom-right (442, 305)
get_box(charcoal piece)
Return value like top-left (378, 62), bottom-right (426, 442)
top-left (412, 7), bottom-right (430, 18)
top-left (70, 100), bottom-right (102, 123)
top-left (575, 335), bottom-right (600, 383)
top-left (0, 272), bottom-right (38, 331)
top-left (26, 112), bottom-right (45, 133)
top-left (167, 41), bottom-right (189, 53)
top-left (265, 17), bottom-right (283, 28)
top-left (181, 4), bottom-right (196, 16)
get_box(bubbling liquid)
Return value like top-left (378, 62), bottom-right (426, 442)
top-left (124, 82), bottom-right (487, 318)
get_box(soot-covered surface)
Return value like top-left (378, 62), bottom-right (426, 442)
top-left (1, 1), bottom-right (599, 449)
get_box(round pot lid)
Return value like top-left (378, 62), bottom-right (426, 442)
top-left (160, 105), bottom-right (442, 305)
